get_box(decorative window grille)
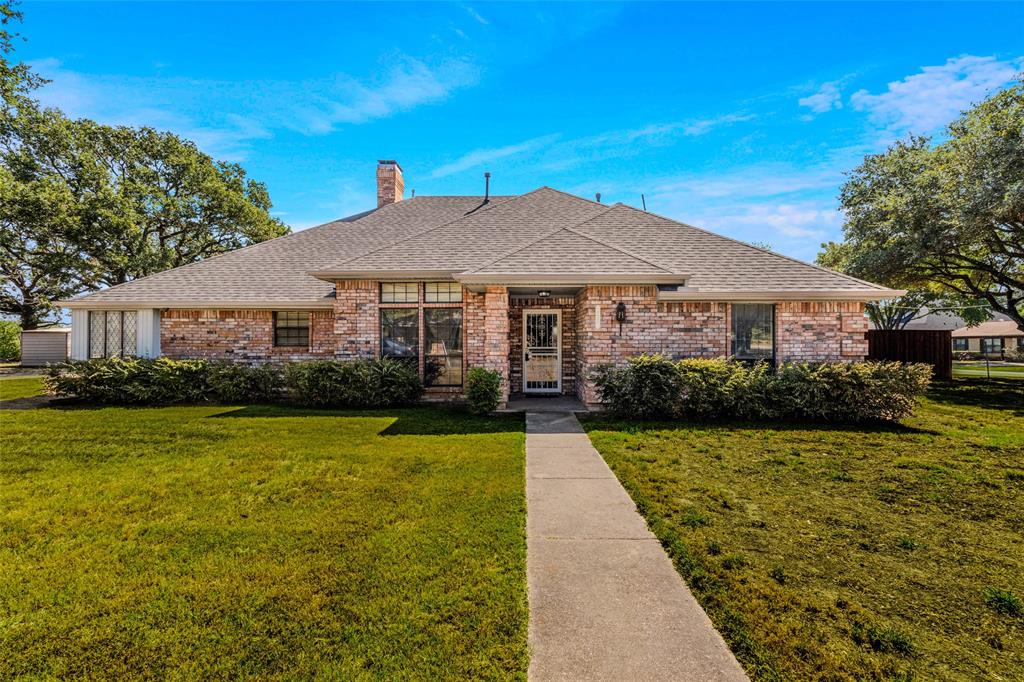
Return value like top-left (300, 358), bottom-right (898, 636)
top-left (88, 311), bottom-right (137, 358)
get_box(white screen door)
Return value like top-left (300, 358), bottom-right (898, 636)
top-left (524, 310), bottom-right (561, 393)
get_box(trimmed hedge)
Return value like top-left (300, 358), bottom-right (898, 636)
top-left (593, 355), bottom-right (932, 423)
top-left (284, 358), bottom-right (422, 407)
top-left (45, 357), bottom-right (423, 408)
top-left (465, 367), bottom-right (503, 415)
top-left (45, 357), bottom-right (215, 404)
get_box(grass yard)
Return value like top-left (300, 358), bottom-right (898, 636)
top-left (0, 375), bottom-right (45, 401)
top-left (953, 362), bottom-right (1024, 380)
top-left (585, 381), bottom-right (1024, 681)
top-left (0, 401), bottom-right (528, 679)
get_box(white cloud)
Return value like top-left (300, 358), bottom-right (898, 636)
top-left (798, 81), bottom-right (843, 115)
top-left (682, 113), bottom-right (757, 136)
top-left (426, 112), bottom-right (758, 179)
top-left (850, 54), bottom-right (1021, 135)
top-left (464, 5), bottom-right (489, 25)
top-left (429, 134), bottom-right (561, 178)
top-left (28, 55), bottom-right (480, 159)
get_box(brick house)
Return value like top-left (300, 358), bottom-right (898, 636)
top-left (61, 160), bottom-right (900, 406)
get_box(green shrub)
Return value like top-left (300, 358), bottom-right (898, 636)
top-left (45, 357), bottom-right (210, 404)
top-left (207, 362), bottom-right (283, 403)
top-left (592, 355), bottom-right (932, 423)
top-left (465, 367), bottom-right (503, 415)
top-left (592, 354), bottom-right (681, 419)
top-left (285, 357), bottom-right (422, 408)
top-left (0, 321), bottom-right (20, 361)
top-left (676, 357), bottom-right (747, 419)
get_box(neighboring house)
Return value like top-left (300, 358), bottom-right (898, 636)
top-left (60, 160), bottom-right (901, 406)
top-left (951, 319), bottom-right (1024, 358)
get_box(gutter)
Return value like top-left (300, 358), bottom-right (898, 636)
top-left (656, 288), bottom-right (906, 302)
top-left (57, 299), bottom-right (336, 310)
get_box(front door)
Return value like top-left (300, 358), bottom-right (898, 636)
top-left (524, 310), bottom-right (561, 393)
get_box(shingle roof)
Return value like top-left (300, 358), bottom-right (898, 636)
top-left (952, 320), bottom-right (1024, 338)
top-left (64, 196), bottom-right (511, 307)
top-left (64, 186), bottom-right (896, 308)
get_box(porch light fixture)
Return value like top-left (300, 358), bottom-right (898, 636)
top-left (537, 290), bottom-right (551, 297)
top-left (615, 302), bottom-right (627, 322)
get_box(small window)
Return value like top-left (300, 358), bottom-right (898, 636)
top-left (424, 282), bottom-right (462, 303)
top-left (952, 338), bottom-right (968, 351)
top-left (981, 337), bottom-right (1003, 354)
top-left (1018, 337), bottom-right (1024, 352)
top-left (88, 311), bottom-right (137, 358)
top-left (274, 311), bottom-right (309, 347)
top-left (381, 282), bottom-right (418, 303)
top-left (732, 303), bottom-right (774, 361)
top-left (425, 308), bottom-right (463, 386)
top-left (381, 308), bottom-right (419, 361)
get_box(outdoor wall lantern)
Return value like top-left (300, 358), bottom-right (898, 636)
top-left (537, 290), bottom-right (551, 298)
top-left (615, 302), bottom-right (627, 323)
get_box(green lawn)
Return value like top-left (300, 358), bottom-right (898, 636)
top-left (0, 402), bottom-right (528, 679)
top-left (954, 362), bottom-right (1024, 380)
top-left (585, 382), bottom-right (1024, 681)
top-left (0, 375), bottom-right (45, 400)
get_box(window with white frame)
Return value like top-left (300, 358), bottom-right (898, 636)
top-left (88, 311), bottom-right (137, 358)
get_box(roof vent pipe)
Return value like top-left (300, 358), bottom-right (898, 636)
top-left (484, 172), bottom-right (491, 203)
top-left (596, 192), bottom-right (602, 203)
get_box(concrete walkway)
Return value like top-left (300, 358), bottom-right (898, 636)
top-left (526, 411), bottom-right (748, 681)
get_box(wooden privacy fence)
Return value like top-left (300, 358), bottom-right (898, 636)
top-left (867, 329), bottom-right (952, 381)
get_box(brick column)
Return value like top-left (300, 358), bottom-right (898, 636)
top-left (483, 285), bottom-right (510, 405)
top-left (334, 280), bottom-right (379, 359)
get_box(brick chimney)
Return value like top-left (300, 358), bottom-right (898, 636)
top-left (376, 160), bottom-right (404, 207)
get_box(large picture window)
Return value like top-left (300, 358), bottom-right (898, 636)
top-left (381, 308), bottom-right (419, 361)
top-left (89, 311), bottom-right (137, 358)
top-left (953, 338), bottom-right (968, 351)
top-left (732, 303), bottom-right (774, 361)
top-left (425, 308), bottom-right (463, 386)
top-left (274, 311), bottom-right (309, 347)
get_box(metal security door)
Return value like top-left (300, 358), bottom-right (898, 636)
top-left (524, 310), bottom-right (561, 393)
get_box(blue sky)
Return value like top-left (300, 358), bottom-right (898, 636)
top-left (16, 1), bottom-right (1024, 261)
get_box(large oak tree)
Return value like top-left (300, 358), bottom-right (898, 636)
top-left (0, 1), bottom-right (288, 328)
top-left (821, 79), bottom-right (1023, 331)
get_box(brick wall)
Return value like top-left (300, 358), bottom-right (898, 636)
top-left (508, 296), bottom-right (577, 395)
top-left (464, 289), bottom-right (487, 368)
top-left (776, 301), bottom-right (868, 361)
top-left (334, 280), bottom-right (379, 359)
top-left (573, 285), bottom-right (730, 403)
top-left (482, 286), bottom-right (510, 404)
top-left (161, 309), bottom-right (335, 362)
top-left (572, 286), bottom-right (869, 404)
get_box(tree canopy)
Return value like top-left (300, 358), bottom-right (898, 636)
top-left (820, 78), bottom-right (1024, 331)
top-left (0, 1), bottom-right (288, 328)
